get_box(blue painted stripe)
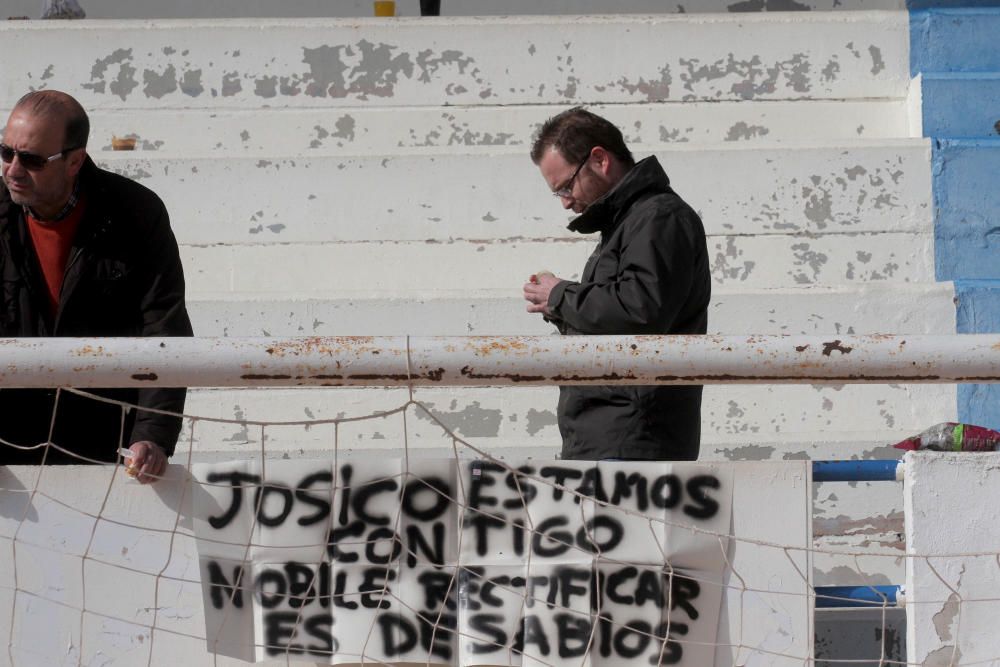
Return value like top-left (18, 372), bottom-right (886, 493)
top-left (958, 384), bottom-right (1000, 431)
top-left (815, 586), bottom-right (902, 609)
top-left (956, 281), bottom-right (1000, 430)
top-left (812, 460), bottom-right (900, 482)
top-left (911, 5), bottom-right (1000, 432)
top-left (956, 281), bottom-right (1000, 332)
top-left (921, 73), bottom-right (1000, 138)
top-left (910, 9), bottom-right (1000, 75)
top-left (932, 140), bottom-right (1000, 281)
top-left (908, 0), bottom-right (1000, 8)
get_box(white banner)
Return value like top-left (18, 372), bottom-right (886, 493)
top-left (191, 459), bottom-right (734, 665)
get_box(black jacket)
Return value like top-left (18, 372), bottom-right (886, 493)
top-left (0, 157), bottom-right (193, 464)
top-left (547, 156), bottom-right (710, 461)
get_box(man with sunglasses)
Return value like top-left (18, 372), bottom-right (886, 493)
top-left (0, 90), bottom-right (192, 482)
top-left (523, 107), bottom-right (710, 461)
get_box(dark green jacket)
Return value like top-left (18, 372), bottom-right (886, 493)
top-left (0, 157), bottom-right (192, 464)
top-left (547, 156), bottom-right (710, 460)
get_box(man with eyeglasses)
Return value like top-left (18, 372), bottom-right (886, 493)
top-left (0, 90), bottom-right (192, 482)
top-left (522, 107), bottom-right (710, 462)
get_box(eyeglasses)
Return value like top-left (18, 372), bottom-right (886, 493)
top-left (552, 155), bottom-right (590, 198)
top-left (0, 143), bottom-right (81, 171)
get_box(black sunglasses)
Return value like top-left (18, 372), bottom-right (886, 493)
top-left (0, 143), bottom-right (81, 171)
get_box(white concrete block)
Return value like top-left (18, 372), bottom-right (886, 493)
top-left (171, 382), bottom-right (954, 456)
top-left (715, 460), bottom-right (812, 666)
top-left (48, 101), bottom-right (911, 156)
top-left (179, 231), bottom-right (934, 297)
top-left (186, 283), bottom-right (956, 337)
top-left (7, 593), bottom-right (83, 666)
top-left (9, 541), bottom-right (85, 612)
top-left (710, 283), bottom-right (955, 336)
top-left (0, 13), bottom-right (909, 110)
top-left (905, 453), bottom-right (1000, 665)
top-left (94, 140), bottom-right (932, 244)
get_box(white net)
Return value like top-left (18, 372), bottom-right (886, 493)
top-left (0, 386), bottom-right (951, 666)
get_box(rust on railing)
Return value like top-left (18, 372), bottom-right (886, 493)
top-left (0, 335), bottom-right (997, 388)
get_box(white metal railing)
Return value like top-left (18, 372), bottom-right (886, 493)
top-left (1, 334), bottom-right (998, 387)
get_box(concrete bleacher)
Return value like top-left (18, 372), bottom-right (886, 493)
top-left (7, 0), bottom-right (910, 19)
top-left (0, 7), bottom-right (952, 623)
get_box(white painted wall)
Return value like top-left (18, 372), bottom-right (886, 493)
top-left (54, 102), bottom-right (910, 156)
top-left (904, 453), bottom-right (1000, 663)
top-left (0, 15), bottom-right (910, 109)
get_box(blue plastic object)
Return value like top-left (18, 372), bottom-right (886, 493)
top-left (811, 460), bottom-right (900, 483)
top-left (815, 585), bottom-right (902, 608)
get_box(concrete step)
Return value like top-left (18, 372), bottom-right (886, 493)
top-left (55, 100), bottom-right (913, 156)
top-left (0, 12), bottom-right (909, 110)
top-left (180, 229), bottom-right (932, 295)
top-left (186, 283), bottom-right (956, 336)
top-left (3, 0), bottom-right (907, 21)
top-left (96, 139), bottom-right (932, 244)
top-left (177, 383), bottom-right (954, 454)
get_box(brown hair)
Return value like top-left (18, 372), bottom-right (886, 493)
top-left (530, 106), bottom-right (633, 167)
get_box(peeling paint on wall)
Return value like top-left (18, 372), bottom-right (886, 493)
top-left (923, 645), bottom-right (963, 667)
top-left (82, 48), bottom-right (138, 100)
top-left (714, 444), bottom-right (776, 460)
top-left (143, 64), bottom-right (178, 99)
top-left (524, 408), bottom-right (557, 435)
top-left (813, 511), bottom-right (904, 548)
top-left (180, 69), bottom-right (204, 96)
top-left (679, 53), bottom-right (813, 100)
top-left (220, 72), bottom-right (242, 97)
top-left (868, 45), bottom-right (885, 75)
top-left (725, 121), bottom-right (770, 141)
top-left (727, 0), bottom-right (811, 11)
top-left (812, 565), bottom-right (891, 586)
top-left (932, 590), bottom-right (961, 642)
top-left (415, 400), bottom-right (502, 437)
top-left (255, 75), bottom-right (279, 98)
top-left (224, 405), bottom-right (251, 444)
top-left (789, 242), bottom-right (829, 284)
top-left (711, 237), bottom-right (756, 283)
top-left (611, 65), bottom-right (671, 102)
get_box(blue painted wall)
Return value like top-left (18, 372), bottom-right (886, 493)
top-left (908, 0), bottom-right (1000, 7)
top-left (911, 6), bottom-right (1000, 429)
top-left (932, 141), bottom-right (1000, 282)
top-left (921, 75), bottom-right (1000, 138)
top-left (957, 281), bottom-right (1000, 428)
top-left (910, 8), bottom-right (1000, 74)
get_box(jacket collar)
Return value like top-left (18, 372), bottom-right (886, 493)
top-left (566, 156), bottom-right (671, 235)
top-left (0, 156), bottom-right (109, 263)
top-left (0, 155), bottom-right (103, 227)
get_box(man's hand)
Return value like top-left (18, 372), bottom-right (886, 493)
top-left (523, 272), bottom-right (561, 316)
top-left (126, 441), bottom-right (168, 484)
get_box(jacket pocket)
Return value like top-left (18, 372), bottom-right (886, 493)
top-left (90, 259), bottom-right (129, 282)
top-left (87, 260), bottom-right (133, 298)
